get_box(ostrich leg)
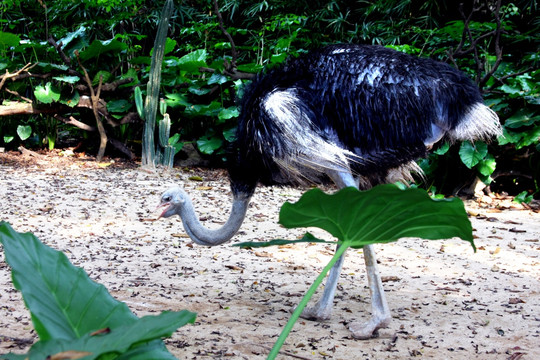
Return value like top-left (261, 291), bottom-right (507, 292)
top-left (301, 171), bottom-right (391, 338)
top-left (300, 245), bottom-right (346, 320)
top-left (349, 243), bottom-right (391, 339)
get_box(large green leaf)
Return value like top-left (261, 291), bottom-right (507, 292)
top-left (16, 125), bottom-right (32, 141)
top-left (278, 185), bottom-right (474, 249)
top-left (19, 311), bottom-right (195, 360)
top-left (0, 222), bottom-right (195, 359)
top-left (222, 127), bottom-right (237, 142)
top-left (92, 70), bottom-right (112, 85)
top-left (107, 99), bottom-right (131, 113)
top-left (59, 90), bottom-right (81, 108)
top-left (164, 37), bottom-right (177, 55)
top-left (504, 109), bottom-right (539, 128)
top-left (0, 222), bottom-right (137, 341)
top-left (79, 37), bottom-right (128, 61)
top-left (207, 73), bottom-right (228, 85)
top-left (196, 135), bottom-right (223, 155)
top-left (459, 140), bottom-right (488, 169)
top-left (235, 232), bottom-right (332, 249)
top-left (176, 49), bottom-right (207, 73)
top-left (217, 107), bottom-right (239, 123)
top-left (52, 75), bottom-right (81, 84)
top-left (34, 82), bottom-right (61, 104)
top-left (0, 31), bottom-right (20, 50)
top-left (57, 26), bottom-right (87, 50)
top-left (164, 93), bottom-right (190, 108)
top-left (477, 153), bottom-right (497, 177)
top-left (499, 126), bottom-right (540, 149)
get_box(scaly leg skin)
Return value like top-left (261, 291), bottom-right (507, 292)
top-left (300, 245), bottom-right (346, 320)
top-left (348, 244), bottom-right (391, 339)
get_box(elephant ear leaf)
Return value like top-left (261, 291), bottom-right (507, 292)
top-left (0, 221), bottom-right (196, 359)
top-left (278, 184), bottom-right (475, 250)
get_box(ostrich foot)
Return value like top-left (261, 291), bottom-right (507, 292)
top-left (298, 304), bottom-right (332, 321)
top-left (348, 315), bottom-right (391, 339)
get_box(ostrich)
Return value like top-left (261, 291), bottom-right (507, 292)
top-left (159, 44), bottom-right (501, 339)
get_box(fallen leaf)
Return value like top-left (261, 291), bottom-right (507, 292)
top-left (48, 351), bottom-right (93, 360)
top-left (225, 264), bottom-right (244, 271)
top-left (436, 287), bottom-right (460, 292)
top-left (254, 251), bottom-right (272, 258)
top-left (171, 233), bottom-right (190, 238)
top-left (90, 327), bottom-right (110, 336)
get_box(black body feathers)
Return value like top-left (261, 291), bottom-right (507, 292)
top-left (229, 44), bottom-right (499, 196)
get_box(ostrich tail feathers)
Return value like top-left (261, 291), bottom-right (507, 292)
top-left (450, 103), bottom-right (502, 142)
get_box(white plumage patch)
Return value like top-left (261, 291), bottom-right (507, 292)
top-left (263, 89), bottom-right (363, 181)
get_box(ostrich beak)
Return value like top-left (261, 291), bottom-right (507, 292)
top-left (156, 201), bottom-right (171, 219)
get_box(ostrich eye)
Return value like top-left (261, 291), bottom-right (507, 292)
top-left (163, 195), bottom-right (172, 202)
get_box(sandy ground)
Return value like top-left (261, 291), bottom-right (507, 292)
top-left (0, 150), bottom-right (539, 360)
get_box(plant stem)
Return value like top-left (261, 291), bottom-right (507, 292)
top-left (267, 242), bottom-right (349, 360)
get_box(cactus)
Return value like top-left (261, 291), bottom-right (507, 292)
top-left (140, 0), bottom-right (174, 168)
top-left (157, 113), bottom-right (176, 168)
top-left (158, 110), bottom-right (170, 149)
top-left (163, 144), bottom-right (175, 169)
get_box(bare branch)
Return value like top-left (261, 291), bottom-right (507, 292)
top-left (48, 36), bottom-right (72, 66)
top-left (0, 63), bottom-right (38, 90)
top-left (76, 51), bottom-right (108, 161)
top-left (108, 137), bottom-right (135, 160)
top-left (213, 0), bottom-right (238, 70)
top-left (54, 114), bottom-right (96, 132)
top-left (3, 88), bottom-right (33, 103)
top-left (0, 101), bottom-right (34, 116)
top-left (201, 66), bottom-right (255, 80)
top-left (479, 0), bottom-right (503, 89)
top-left (75, 77), bottom-right (133, 94)
top-left (448, 0), bottom-right (505, 90)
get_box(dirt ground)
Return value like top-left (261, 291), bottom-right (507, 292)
top-left (0, 150), bottom-right (539, 360)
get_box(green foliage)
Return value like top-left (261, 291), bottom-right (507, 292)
top-left (279, 185), bottom-right (474, 248)
top-left (16, 125), bottom-right (32, 141)
top-left (514, 190), bottom-right (534, 204)
top-left (0, 31), bottom-right (20, 53)
top-left (457, 141), bottom-right (498, 184)
top-left (236, 184), bottom-right (474, 358)
top-left (34, 83), bottom-right (61, 104)
top-left (0, 0), bottom-right (538, 196)
top-left (0, 221), bottom-right (196, 359)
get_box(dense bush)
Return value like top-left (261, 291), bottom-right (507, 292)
top-left (0, 0), bottom-right (538, 197)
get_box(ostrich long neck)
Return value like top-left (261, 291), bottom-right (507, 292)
top-left (178, 193), bottom-right (251, 246)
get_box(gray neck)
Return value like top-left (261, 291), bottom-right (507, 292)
top-left (178, 194), bottom-right (251, 246)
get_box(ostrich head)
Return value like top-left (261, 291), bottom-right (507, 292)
top-left (158, 185), bottom-right (252, 246)
top-left (158, 186), bottom-right (186, 219)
